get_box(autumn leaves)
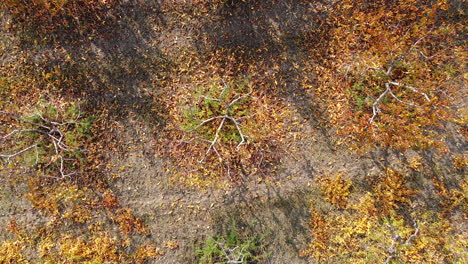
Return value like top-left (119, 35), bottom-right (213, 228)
top-left (158, 73), bottom-right (294, 187)
top-left (313, 0), bottom-right (465, 151)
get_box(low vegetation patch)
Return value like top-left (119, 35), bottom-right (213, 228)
top-left (159, 75), bottom-right (294, 187)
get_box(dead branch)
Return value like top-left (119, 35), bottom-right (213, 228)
top-left (173, 83), bottom-right (258, 180)
top-left (384, 223), bottom-right (402, 264)
top-left (360, 34), bottom-right (435, 123)
top-left (369, 79), bottom-right (431, 123)
top-left (187, 115), bottom-right (226, 132)
top-left (413, 48), bottom-right (438, 60)
top-left (370, 84), bottom-right (390, 123)
top-left (0, 111), bottom-right (83, 179)
top-left (388, 82), bottom-right (430, 102)
top-left (185, 87), bottom-right (252, 165)
top-left (404, 220), bottom-right (419, 246)
top-left (367, 50), bottom-right (432, 124)
top-left (216, 241), bottom-right (248, 264)
top-left (200, 117), bottom-right (225, 163)
top-left (384, 220), bottom-right (420, 264)
top-left (0, 144), bottom-right (38, 163)
top-left (224, 116), bottom-right (247, 149)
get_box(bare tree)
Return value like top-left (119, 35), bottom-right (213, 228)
top-left (216, 241), bottom-right (249, 264)
top-left (176, 80), bottom-right (258, 179)
top-left (0, 110), bottom-right (85, 179)
top-left (364, 36), bottom-right (432, 123)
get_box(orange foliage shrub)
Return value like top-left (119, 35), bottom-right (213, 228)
top-left (319, 172), bottom-right (352, 208)
top-left (373, 168), bottom-right (417, 216)
top-left (113, 208), bottom-right (148, 235)
top-left (312, 0), bottom-right (465, 151)
top-left (433, 177), bottom-right (467, 216)
top-left (26, 178), bottom-right (93, 222)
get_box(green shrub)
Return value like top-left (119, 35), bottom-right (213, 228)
top-left (196, 223), bottom-right (268, 264)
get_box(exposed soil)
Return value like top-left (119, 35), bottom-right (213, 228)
top-left (1, 1), bottom-right (466, 263)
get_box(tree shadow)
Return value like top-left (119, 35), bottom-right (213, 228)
top-left (194, 0), bottom-right (337, 150)
top-left (197, 0), bottom-right (327, 52)
top-left (6, 0), bottom-right (171, 126)
top-left (211, 183), bottom-right (312, 263)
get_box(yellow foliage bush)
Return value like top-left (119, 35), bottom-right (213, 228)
top-left (302, 168), bottom-right (466, 263)
top-left (42, 233), bottom-right (162, 263)
top-left (373, 168), bottom-right (417, 216)
top-left (452, 153), bottom-right (467, 170)
top-left (319, 172), bottom-right (352, 208)
top-left (59, 234), bottom-right (120, 263)
top-left (0, 241), bottom-right (28, 264)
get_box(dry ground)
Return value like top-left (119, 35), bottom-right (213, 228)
top-left (1, 1), bottom-right (466, 263)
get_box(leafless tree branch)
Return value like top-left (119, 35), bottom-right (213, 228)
top-left (404, 220), bottom-right (419, 246)
top-left (389, 81), bottom-right (430, 102)
top-left (384, 220), bottom-right (419, 264)
top-left (200, 117), bottom-right (225, 163)
top-left (370, 84), bottom-right (390, 123)
top-left (185, 87), bottom-right (253, 164)
top-left (368, 67), bottom-right (431, 123)
top-left (0, 111), bottom-right (84, 179)
top-left (356, 33), bottom-right (435, 124)
top-left (216, 242), bottom-right (247, 264)
top-left (0, 144), bottom-right (38, 162)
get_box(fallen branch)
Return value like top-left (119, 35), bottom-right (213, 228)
top-left (370, 84), bottom-right (391, 123)
top-left (174, 84), bottom-right (257, 180)
top-left (361, 34), bottom-right (434, 123)
top-left (369, 80), bottom-right (431, 123)
top-left (200, 117), bottom-right (225, 163)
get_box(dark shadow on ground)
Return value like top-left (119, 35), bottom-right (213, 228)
top-left (208, 186), bottom-right (312, 263)
top-left (194, 0), bottom-right (337, 150)
top-left (5, 0), bottom-right (171, 126)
